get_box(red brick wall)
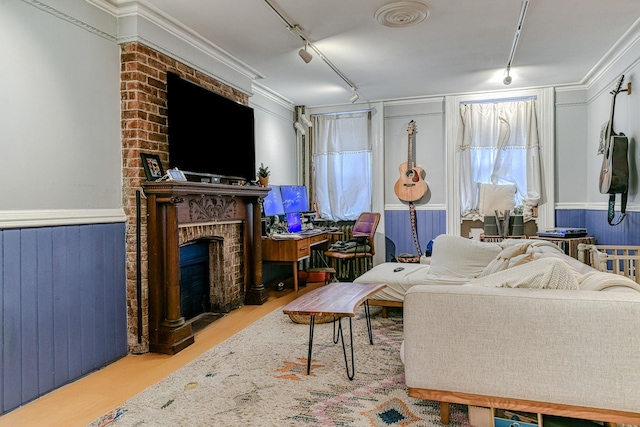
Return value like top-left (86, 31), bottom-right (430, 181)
top-left (120, 42), bottom-right (249, 353)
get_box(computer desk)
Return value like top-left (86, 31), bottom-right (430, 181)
top-left (262, 229), bottom-right (340, 291)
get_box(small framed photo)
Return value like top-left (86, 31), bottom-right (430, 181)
top-left (140, 153), bottom-right (165, 181)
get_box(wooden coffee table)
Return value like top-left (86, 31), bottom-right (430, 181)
top-left (282, 282), bottom-right (387, 380)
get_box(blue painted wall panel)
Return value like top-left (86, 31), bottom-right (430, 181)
top-left (52, 226), bottom-right (70, 389)
top-left (66, 227), bottom-right (83, 382)
top-left (0, 223), bottom-right (127, 415)
top-left (20, 230), bottom-right (39, 404)
top-left (3, 230), bottom-right (22, 412)
top-left (385, 209), bottom-right (640, 263)
top-left (556, 209), bottom-right (640, 245)
top-left (36, 229), bottom-right (55, 396)
top-left (384, 209), bottom-right (446, 260)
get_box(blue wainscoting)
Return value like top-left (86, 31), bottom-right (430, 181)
top-left (385, 209), bottom-right (640, 262)
top-left (384, 209), bottom-right (446, 261)
top-left (556, 209), bottom-right (640, 245)
top-left (0, 223), bottom-right (127, 415)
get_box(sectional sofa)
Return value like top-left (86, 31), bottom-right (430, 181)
top-left (355, 234), bottom-right (640, 426)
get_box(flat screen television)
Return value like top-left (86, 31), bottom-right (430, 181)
top-left (281, 185), bottom-right (310, 213)
top-left (166, 72), bottom-right (256, 182)
top-left (262, 185), bottom-right (285, 216)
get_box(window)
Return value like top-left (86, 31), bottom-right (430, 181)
top-left (311, 112), bottom-right (372, 221)
top-left (459, 98), bottom-right (541, 221)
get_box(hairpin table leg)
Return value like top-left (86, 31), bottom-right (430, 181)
top-left (306, 315), bottom-right (315, 375)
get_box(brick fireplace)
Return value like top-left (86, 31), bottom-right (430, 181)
top-left (142, 181), bottom-right (268, 354)
top-left (178, 222), bottom-right (245, 313)
top-left (120, 42), bottom-right (265, 354)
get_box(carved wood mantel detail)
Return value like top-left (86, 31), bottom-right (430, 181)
top-left (143, 181), bottom-right (270, 354)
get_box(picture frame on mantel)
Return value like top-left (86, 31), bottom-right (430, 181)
top-left (140, 153), bottom-right (165, 181)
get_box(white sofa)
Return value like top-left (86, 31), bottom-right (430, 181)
top-left (403, 281), bottom-right (640, 426)
top-left (355, 234), bottom-right (591, 314)
top-left (355, 234), bottom-right (640, 425)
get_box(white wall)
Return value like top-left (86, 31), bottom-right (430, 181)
top-left (249, 89), bottom-right (297, 185)
top-left (1, 0), bottom-right (121, 215)
top-left (555, 88), bottom-right (589, 206)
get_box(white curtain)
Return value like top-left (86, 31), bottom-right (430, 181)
top-left (459, 99), bottom-right (541, 221)
top-left (312, 112), bottom-right (372, 221)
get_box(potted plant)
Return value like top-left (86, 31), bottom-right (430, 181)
top-left (257, 163), bottom-right (270, 187)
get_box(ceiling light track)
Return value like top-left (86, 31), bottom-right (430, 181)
top-left (263, 0), bottom-right (359, 101)
top-left (504, 0), bottom-right (529, 85)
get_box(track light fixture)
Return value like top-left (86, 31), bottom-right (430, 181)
top-left (349, 89), bottom-right (359, 104)
top-left (298, 41), bottom-right (312, 63)
top-left (503, 0), bottom-right (529, 86)
top-left (264, 0), bottom-right (359, 103)
top-left (503, 66), bottom-right (512, 85)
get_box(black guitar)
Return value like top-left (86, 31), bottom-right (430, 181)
top-left (599, 75), bottom-right (629, 225)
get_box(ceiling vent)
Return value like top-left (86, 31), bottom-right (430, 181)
top-left (375, 1), bottom-right (429, 28)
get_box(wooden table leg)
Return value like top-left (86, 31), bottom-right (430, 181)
top-left (292, 261), bottom-right (299, 291)
top-left (440, 401), bottom-right (450, 425)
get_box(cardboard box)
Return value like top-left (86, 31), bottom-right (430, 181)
top-left (468, 405), bottom-right (492, 427)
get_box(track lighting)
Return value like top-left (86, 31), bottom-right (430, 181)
top-left (300, 114), bottom-right (313, 127)
top-left (503, 67), bottom-right (512, 85)
top-left (503, 0), bottom-right (529, 86)
top-left (298, 41), bottom-right (312, 63)
top-left (349, 89), bottom-right (359, 104)
top-left (294, 121), bottom-right (306, 135)
top-left (264, 1), bottom-right (359, 103)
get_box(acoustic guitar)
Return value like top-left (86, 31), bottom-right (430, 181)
top-left (599, 75), bottom-right (629, 225)
top-left (599, 75), bottom-right (629, 195)
top-left (394, 120), bottom-right (428, 202)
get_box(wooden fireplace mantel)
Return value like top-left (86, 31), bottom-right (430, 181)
top-left (143, 181), bottom-right (270, 354)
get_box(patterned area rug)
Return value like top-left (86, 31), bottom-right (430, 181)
top-left (89, 307), bottom-right (472, 427)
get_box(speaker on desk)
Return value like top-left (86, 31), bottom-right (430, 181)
top-left (261, 218), bottom-right (271, 236)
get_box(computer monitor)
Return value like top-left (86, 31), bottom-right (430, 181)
top-left (285, 212), bottom-right (302, 233)
top-left (262, 185), bottom-right (285, 216)
top-left (281, 185), bottom-right (310, 214)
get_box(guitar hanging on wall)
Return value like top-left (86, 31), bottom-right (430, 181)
top-left (394, 120), bottom-right (428, 258)
top-left (394, 120), bottom-right (428, 202)
top-left (599, 75), bottom-right (630, 226)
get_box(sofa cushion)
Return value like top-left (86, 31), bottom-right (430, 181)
top-left (429, 234), bottom-right (501, 279)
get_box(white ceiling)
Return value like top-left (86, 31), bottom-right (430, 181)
top-left (140, 0), bottom-right (640, 107)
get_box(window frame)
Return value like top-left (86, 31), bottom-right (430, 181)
top-left (444, 87), bottom-right (555, 235)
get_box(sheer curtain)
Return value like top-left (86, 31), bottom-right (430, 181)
top-left (312, 112), bottom-right (372, 221)
top-left (459, 99), bottom-right (541, 221)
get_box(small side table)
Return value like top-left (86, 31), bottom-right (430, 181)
top-left (282, 282), bottom-right (387, 380)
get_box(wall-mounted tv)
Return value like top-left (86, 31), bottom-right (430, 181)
top-left (166, 72), bottom-right (256, 182)
top-left (281, 185), bottom-right (310, 213)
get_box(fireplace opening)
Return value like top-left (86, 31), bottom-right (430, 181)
top-left (180, 241), bottom-right (211, 320)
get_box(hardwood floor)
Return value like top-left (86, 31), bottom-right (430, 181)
top-left (0, 282), bottom-right (324, 427)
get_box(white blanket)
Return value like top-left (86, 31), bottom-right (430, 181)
top-left (470, 256), bottom-right (640, 293)
top-left (469, 258), bottom-right (580, 290)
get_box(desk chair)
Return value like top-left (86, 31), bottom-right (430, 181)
top-left (324, 212), bottom-right (380, 281)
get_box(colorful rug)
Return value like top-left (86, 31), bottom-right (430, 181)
top-left (89, 307), bottom-right (472, 426)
